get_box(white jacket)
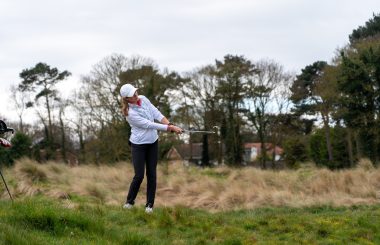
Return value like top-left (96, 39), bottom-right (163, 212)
top-left (126, 95), bottom-right (168, 144)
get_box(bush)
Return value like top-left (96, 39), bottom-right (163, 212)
top-left (10, 132), bottom-right (32, 160)
top-left (0, 132), bottom-right (32, 167)
top-left (309, 127), bottom-right (350, 169)
top-left (283, 137), bottom-right (308, 167)
top-left (0, 146), bottom-right (12, 167)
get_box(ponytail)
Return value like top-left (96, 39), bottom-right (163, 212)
top-left (121, 97), bottom-right (129, 116)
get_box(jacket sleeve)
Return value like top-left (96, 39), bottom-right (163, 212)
top-left (143, 96), bottom-right (165, 122)
top-left (127, 111), bottom-right (168, 131)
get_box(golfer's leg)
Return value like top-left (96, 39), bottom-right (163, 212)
top-left (126, 143), bottom-right (146, 205)
top-left (145, 140), bottom-right (158, 207)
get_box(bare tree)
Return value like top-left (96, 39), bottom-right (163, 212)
top-left (181, 65), bottom-right (221, 165)
top-left (269, 67), bottom-right (294, 167)
top-left (79, 54), bottom-right (155, 129)
top-left (10, 85), bottom-right (28, 132)
top-left (247, 59), bottom-right (291, 168)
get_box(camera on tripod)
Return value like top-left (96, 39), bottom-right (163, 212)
top-left (0, 119), bottom-right (14, 201)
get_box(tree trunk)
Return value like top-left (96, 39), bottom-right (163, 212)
top-left (322, 113), bottom-right (333, 162)
top-left (373, 120), bottom-right (379, 165)
top-left (78, 128), bottom-right (85, 163)
top-left (189, 134), bottom-right (193, 162)
top-left (258, 123), bottom-right (266, 169)
top-left (346, 128), bottom-right (354, 167)
top-left (18, 115), bottom-right (24, 133)
top-left (45, 94), bottom-right (53, 143)
top-left (201, 134), bottom-right (209, 166)
top-left (354, 130), bottom-right (362, 160)
top-left (271, 148), bottom-right (276, 169)
top-left (260, 139), bottom-right (266, 169)
top-left (59, 110), bottom-right (67, 163)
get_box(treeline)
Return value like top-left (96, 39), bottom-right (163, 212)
top-left (1, 14), bottom-right (380, 169)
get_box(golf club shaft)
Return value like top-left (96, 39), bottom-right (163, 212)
top-left (182, 130), bottom-right (215, 134)
top-left (0, 170), bottom-right (13, 202)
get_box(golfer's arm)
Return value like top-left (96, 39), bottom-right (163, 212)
top-left (160, 117), bottom-right (170, 125)
top-left (128, 115), bottom-right (168, 131)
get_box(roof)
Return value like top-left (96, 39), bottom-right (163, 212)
top-left (167, 143), bottom-right (203, 160)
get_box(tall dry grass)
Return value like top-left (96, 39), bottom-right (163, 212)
top-left (2, 158), bottom-right (380, 211)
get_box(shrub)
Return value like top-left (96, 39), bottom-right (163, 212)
top-left (283, 137), bottom-right (308, 167)
top-left (10, 132), bottom-right (32, 160)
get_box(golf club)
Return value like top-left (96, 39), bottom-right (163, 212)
top-left (181, 126), bottom-right (219, 134)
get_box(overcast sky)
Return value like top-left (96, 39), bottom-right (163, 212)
top-left (1, 0), bottom-right (379, 123)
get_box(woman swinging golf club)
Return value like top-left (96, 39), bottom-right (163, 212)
top-left (120, 84), bottom-right (183, 213)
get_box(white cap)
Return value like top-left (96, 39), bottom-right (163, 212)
top-left (120, 84), bottom-right (137, 97)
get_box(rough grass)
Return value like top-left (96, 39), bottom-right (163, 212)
top-left (1, 158), bottom-right (380, 243)
top-left (1, 158), bottom-right (380, 211)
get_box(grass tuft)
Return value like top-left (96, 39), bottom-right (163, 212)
top-left (9, 198), bottom-right (105, 236)
top-left (15, 161), bottom-right (47, 183)
top-left (357, 158), bottom-right (375, 171)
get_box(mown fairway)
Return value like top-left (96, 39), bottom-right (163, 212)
top-left (0, 197), bottom-right (380, 244)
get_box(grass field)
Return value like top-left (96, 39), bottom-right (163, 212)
top-left (0, 158), bottom-right (380, 244)
top-left (1, 197), bottom-right (380, 244)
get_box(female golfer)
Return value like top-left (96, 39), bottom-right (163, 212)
top-left (120, 83), bottom-right (182, 213)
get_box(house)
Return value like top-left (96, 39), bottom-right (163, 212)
top-left (243, 142), bottom-right (283, 163)
top-left (166, 143), bottom-right (203, 165)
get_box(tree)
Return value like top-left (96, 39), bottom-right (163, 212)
top-left (178, 65), bottom-right (223, 166)
top-left (214, 55), bottom-right (258, 165)
top-left (290, 61), bottom-right (327, 115)
top-left (314, 65), bottom-right (340, 163)
top-left (309, 127), bottom-right (350, 169)
top-left (57, 99), bottom-right (70, 162)
top-left (349, 13), bottom-right (380, 44)
top-left (67, 91), bottom-right (87, 163)
top-left (247, 59), bottom-right (291, 168)
top-left (290, 61), bottom-right (337, 163)
top-left (337, 39), bottom-right (380, 164)
top-left (10, 85), bottom-right (28, 133)
top-left (268, 68), bottom-right (294, 168)
top-left (18, 62), bottom-right (71, 159)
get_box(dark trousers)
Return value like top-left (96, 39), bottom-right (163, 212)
top-left (126, 140), bottom-right (158, 207)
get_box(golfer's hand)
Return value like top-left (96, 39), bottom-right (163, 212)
top-left (168, 125), bottom-right (183, 134)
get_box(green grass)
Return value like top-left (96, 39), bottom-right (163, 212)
top-left (0, 197), bottom-right (380, 244)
